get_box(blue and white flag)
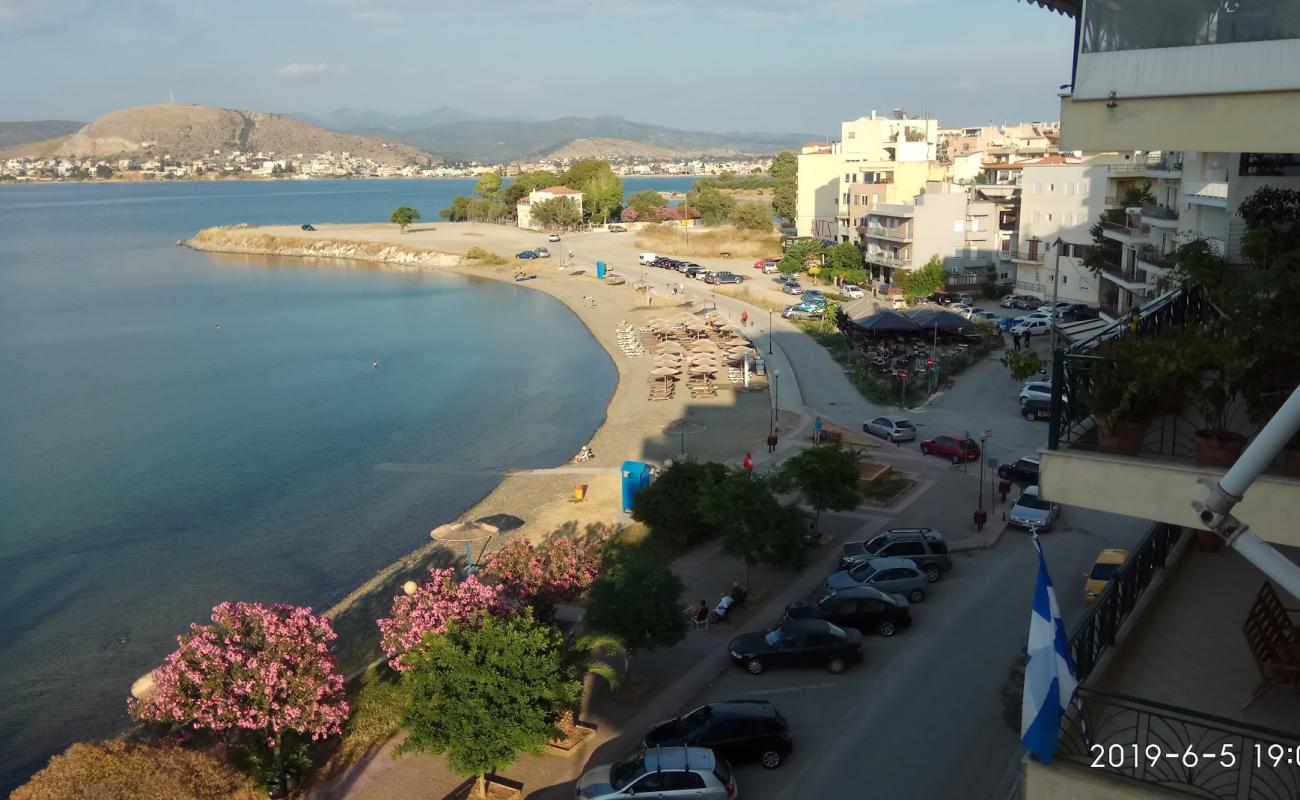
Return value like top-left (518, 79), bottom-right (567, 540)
top-left (1020, 532), bottom-right (1078, 764)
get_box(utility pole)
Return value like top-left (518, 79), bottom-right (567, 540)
top-left (1050, 237), bottom-right (1064, 354)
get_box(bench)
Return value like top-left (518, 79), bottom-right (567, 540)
top-left (1243, 582), bottom-right (1300, 709)
top-left (857, 462), bottom-right (893, 487)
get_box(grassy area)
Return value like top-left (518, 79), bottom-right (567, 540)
top-left (859, 474), bottom-right (917, 508)
top-left (712, 285), bottom-right (787, 315)
top-left (465, 246), bottom-right (509, 266)
top-left (317, 664), bottom-right (405, 780)
top-left (634, 225), bottom-right (781, 260)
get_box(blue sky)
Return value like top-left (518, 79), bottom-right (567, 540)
top-left (0, 0), bottom-right (1075, 132)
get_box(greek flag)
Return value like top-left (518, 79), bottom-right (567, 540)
top-left (1020, 532), bottom-right (1078, 764)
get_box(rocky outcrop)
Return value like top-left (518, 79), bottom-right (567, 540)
top-left (186, 227), bottom-right (462, 269)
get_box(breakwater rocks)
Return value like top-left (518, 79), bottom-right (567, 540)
top-left (186, 226), bottom-right (463, 269)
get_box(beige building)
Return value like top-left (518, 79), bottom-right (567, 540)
top-left (516, 185), bottom-right (583, 230)
top-left (941, 122), bottom-right (1060, 162)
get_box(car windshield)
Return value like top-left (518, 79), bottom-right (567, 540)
top-left (849, 562), bottom-right (878, 579)
top-left (680, 706), bottom-right (712, 739)
top-left (610, 752), bottom-right (646, 790)
top-left (1090, 563), bottom-right (1121, 581)
top-left (864, 538), bottom-right (887, 554)
top-left (1017, 493), bottom-right (1052, 511)
top-left (895, 420), bottom-right (914, 429)
top-left (764, 627), bottom-right (784, 647)
top-left (816, 591), bottom-right (838, 610)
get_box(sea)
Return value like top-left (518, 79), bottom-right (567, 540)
top-left (0, 175), bottom-right (695, 791)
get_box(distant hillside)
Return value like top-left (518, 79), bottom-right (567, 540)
top-left (1, 104), bottom-right (438, 165)
top-left (287, 106), bottom-right (486, 132)
top-left (329, 113), bottom-right (811, 162)
top-left (0, 120), bottom-right (85, 149)
top-left (543, 137), bottom-right (743, 160)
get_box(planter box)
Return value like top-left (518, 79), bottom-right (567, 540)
top-left (445, 775), bottom-right (523, 800)
top-left (548, 721), bottom-right (596, 756)
top-left (857, 462), bottom-right (892, 487)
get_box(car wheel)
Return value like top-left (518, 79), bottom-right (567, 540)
top-left (908, 588), bottom-right (926, 603)
top-left (878, 621), bottom-right (897, 637)
top-left (1018, 396), bottom-right (1028, 407)
top-left (1023, 410), bottom-right (1036, 422)
top-left (923, 564), bottom-right (941, 583)
top-left (951, 455), bottom-right (961, 465)
top-left (760, 750), bottom-right (783, 769)
top-left (827, 656), bottom-right (847, 674)
top-left (746, 658), bottom-right (765, 675)
top-left (920, 445), bottom-right (929, 455)
top-left (863, 423), bottom-right (870, 433)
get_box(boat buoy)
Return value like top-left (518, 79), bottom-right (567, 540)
top-left (215, 324), bottom-right (221, 330)
top-left (372, 361), bottom-right (380, 368)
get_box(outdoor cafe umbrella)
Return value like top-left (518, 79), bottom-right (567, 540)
top-left (652, 366), bottom-right (680, 377)
top-left (905, 307), bottom-right (971, 330)
top-left (690, 364), bottom-right (718, 375)
top-left (851, 309), bottom-right (921, 333)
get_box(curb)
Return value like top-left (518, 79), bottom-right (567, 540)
top-left (949, 519), bottom-right (1012, 552)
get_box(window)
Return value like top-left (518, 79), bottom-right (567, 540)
top-left (847, 131), bottom-right (856, 139)
top-left (953, 219), bottom-right (963, 233)
top-left (930, 541), bottom-right (950, 555)
top-left (1047, 213), bottom-right (1053, 222)
top-left (891, 542), bottom-right (926, 557)
top-left (631, 773), bottom-right (669, 793)
top-left (1000, 271), bottom-right (1009, 279)
top-left (1048, 183), bottom-right (1055, 192)
top-left (1079, 181), bottom-right (1089, 197)
top-left (1032, 211), bottom-right (1041, 224)
top-left (1065, 183), bottom-right (1075, 198)
top-left (1063, 213), bottom-right (1074, 226)
top-left (1032, 182), bottom-right (1041, 196)
top-left (860, 600), bottom-right (885, 614)
top-left (1062, 276), bottom-right (1068, 285)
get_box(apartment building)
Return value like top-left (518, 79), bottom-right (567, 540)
top-left (940, 122), bottom-right (1060, 162)
top-left (1018, 2), bottom-right (1300, 798)
top-left (515, 186), bottom-right (584, 230)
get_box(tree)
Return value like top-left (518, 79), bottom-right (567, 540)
top-left (584, 169), bottom-right (624, 224)
top-left (770, 150), bottom-right (798, 227)
top-left (560, 158), bottom-right (612, 191)
top-left (826, 242), bottom-right (864, 275)
top-left (1083, 184), bottom-right (1153, 278)
top-left (776, 444), bottom-right (861, 531)
top-left (685, 183), bottom-right (735, 226)
top-left (585, 544), bottom-right (686, 653)
top-left (474, 171), bottom-right (503, 198)
top-left (440, 195), bottom-right (472, 221)
top-left (398, 614), bottom-right (579, 800)
top-left (1002, 350), bottom-right (1044, 382)
top-left (129, 602), bottom-right (350, 783)
top-left (621, 206), bottom-right (639, 222)
top-left (698, 471), bottom-right (808, 583)
top-left (900, 255), bottom-right (945, 298)
top-left (389, 205), bottom-right (420, 233)
top-left (465, 197), bottom-right (509, 222)
top-left (627, 189), bottom-right (668, 219)
top-left (779, 239), bottom-right (822, 276)
top-left (732, 201), bottom-right (774, 232)
top-left (94, 164), bottom-right (113, 179)
top-left (503, 170), bottom-right (559, 208)
top-left (629, 460), bottom-right (726, 548)
top-left (12, 740), bottom-right (261, 800)
top-left (480, 537), bottom-right (601, 619)
top-left (530, 196), bottom-right (583, 229)
top-left (376, 568), bottom-right (508, 670)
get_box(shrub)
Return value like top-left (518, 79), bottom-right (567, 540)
top-left (480, 537), bottom-right (600, 619)
top-left (585, 545), bottom-right (686, 653)
top-left (377, 568), bottom-right (507, 670)
top-left (630, 460), bottom-right (726, 549)
top-left (465, 246), bottom-right (508, 266)
top-left (12, 740), bottom-right (260, 800)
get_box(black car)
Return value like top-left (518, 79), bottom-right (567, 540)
top-left (642, 700), bottom-right (793, 769)
top-left (684, 266), bottom-right (704, 279)
top-left (784, 586), bottom-right (912, 637)
top-left (728, 619), bottom-right (863, 675)
top-left (837, 527), bottom-right (952, 582)
top-left (998, 456), bottom-right (1041, 484)
top-left (708, 271), bottom-right (743, 285)
top-left (1021, 397), bottom-right (1051, 422)
top-left (300, 223), bottom-right (317, 231)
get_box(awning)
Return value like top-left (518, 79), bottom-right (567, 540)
top-left (905, 308), bottom-right (973, 330)
top-left (851, 309), bottom-right (921, 332)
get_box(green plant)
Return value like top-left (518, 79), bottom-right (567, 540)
top-left (1001, 350), bottom-right (1043, 382)
top-left (11, 740), bottom-right (262, 800)
top-left (389, 206), bottom-right (420, 233)
top-left (697, 470), bottom-right (808, 582)
top-left (773, 445), bottom-right (861, 532)
top-left (1187, 334), bottom-right (1248, 437)
top-left (584, 544), bottom-right (686, 654)
top-left (465, 246), bottom-right (508, 266)
top-left (629, 460), bottom-right (726, 549)
top-left (1085, 336), bottom-right (1158, 426)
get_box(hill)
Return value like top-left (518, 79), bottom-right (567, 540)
top-left (0, 120), bottom-right (85, 149)
top-left (542, 137), bottom-right (743, 160)
top-left (1, 104), bottom-right (437, 165)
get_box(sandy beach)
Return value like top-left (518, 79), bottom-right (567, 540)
top-left (187, 221), bottom-right (785, 672)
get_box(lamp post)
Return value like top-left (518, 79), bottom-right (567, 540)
top-left (975, 429), bottom-right (992, 531)
top-left (772, 370), bottom-right (781, 433)
top-left (768, 307), bottom-right (773, 355)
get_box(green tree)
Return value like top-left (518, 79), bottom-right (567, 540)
top-left (685, 183), bottom-right (736, 226)
top-left (901, 255), bottom-right (945, 298)
top-left (531, 197), bottom-right (583, 229)
top-left (779, 239), bottom-right (822, 276)
top-left (440, 196), bottom-right (472, 221)
top-left (826, 242), bottom-right (864, 275)
top-left (776, 444), bottom-right (861, 531)
top-left (503, 170), bottom-right (560, 208)
top-left (698, 471), bottom-right (808, 582)
top-left (630, 460), bottom-right (726, 548)
top-left (584, 169), bottom-right (624, 225)
top-left (585, 545), bottom-right (687, 654)
top-left (94, 164), bottom-right (113, 179)
top-left (560, 158), bottom-right (612, 190)
top-left (398, 614), bottom-right (579, 800)
top-left (627, 189), bottom-right (668, 219)
top-left (731, 201), bottom-right (774, 232)
top-left (475, 171), bottom-right (503, 198)
top-left (770, 150), bottom-right (798, 227)
top-left (389, 205), bottom-right (420, 233)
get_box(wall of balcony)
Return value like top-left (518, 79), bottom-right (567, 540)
top-left (1059, 92), bottom-right (1300, 154)
top-left (1024, 760), bottom-right (1171, 800)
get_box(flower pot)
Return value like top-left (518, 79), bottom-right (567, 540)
top-left (1196, 530), bottom-right (1223, 552)
top-left (1192, 430), bottom-right (1247, 468)
top-left (1158, 387), bottom-right (1186, 415)
top-left (1096, 420), bottom-right (1147, 456)
top-left (1285, 448), bottom-right (1300, 479)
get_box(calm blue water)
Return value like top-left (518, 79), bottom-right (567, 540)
top-left (0, 176), bottom-right (690, 790)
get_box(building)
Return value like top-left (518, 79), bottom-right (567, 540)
top-left (516, 186), bottom-right (584, 230)
top-left (1016, 2), bottom-right (1300, 797)
top-left (941, 123), bottom-right (1060, 162)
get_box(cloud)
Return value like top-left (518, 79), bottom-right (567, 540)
top-left (273, 62), bottom-right (342, 79)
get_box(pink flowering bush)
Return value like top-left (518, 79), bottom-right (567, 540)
top-left (377, 568), bottom-right (507, 670)
top-left (621, 207), bottom-right (639, 222)
top-left (129, 602), bottom-right (350, 747)
top-left (481, 537), bottom-right (601, 618)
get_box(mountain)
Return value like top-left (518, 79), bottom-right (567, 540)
top-left (287, 105), bottom-right (486, 132)
top-left (1, 104), bottom-right (438, 165)
top-left (543, 137), bottom-right (740, 160)
top-left (0, 120), bottom-right (86, 149)
top-left (315, 112), bottom-right (812, 162)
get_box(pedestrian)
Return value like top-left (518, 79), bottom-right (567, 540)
top-left (1013, 331), bottom-right (1021, 352)
top-left (766, 431), bottom-right (778, 453)
top-left (814, 416), bottom-right (824, 443)
top-left (741, 310), bottom-right (748, 326)
top-left (742, 452), bottom-right (754, 478)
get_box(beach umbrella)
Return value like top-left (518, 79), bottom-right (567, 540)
top-left (905, 308), bottom-right (972, 330)
top-left (652, 366), bottom-right (680, 376)
top-left (852, 309), bottom-right (922, 332)
top-left (690, 364), bottom-right (718, 374)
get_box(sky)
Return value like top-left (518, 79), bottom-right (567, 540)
top-left (0, 0), bottom-right (1076, 133)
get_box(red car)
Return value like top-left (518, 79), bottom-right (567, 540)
top-left (753, 258), bottom-right (779, 270)
top-left (920, 434), bottom-right (981, 464)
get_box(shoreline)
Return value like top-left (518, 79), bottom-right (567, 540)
top-left (185, 222), bottom-right (768, 674)
top-left (1, 173), bottom-right (708, 188)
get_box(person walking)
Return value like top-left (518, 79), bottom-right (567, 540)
top-left (742, 452), bottom-right (754, 478)
top-left (766, 431), bottom-right (778, 453)
top-left (814, 416), bottom-right (824, 443)
top-left (741, 310), bottom-right (748, 326)
top-left (1013, 331), bottom-right (1022, 352)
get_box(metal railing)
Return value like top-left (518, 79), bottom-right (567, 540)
top-left (1056, 686), bottom-right (1300, 799)
top-left (1102, 220), bottom-right (1151, 238)
top-left (1016, 280), bottom-right (1051, 294)
top-left (1108, 156), bottom-right (1162, 175)
top-left (1136, 246), bottom-right (1175, 270)
top-left (864, 252), bottom-right (910, 269)
top-left (1101, 260), bottom-right (1146, 285)
top-left (862, 225), bottom-right (911, 241)
top-left (1149, 154), bottom-right (1183, 174)
top-left (1068, 522), bottom-right (1182, 683)
top-left (1009, 244), bottom-right (1047, 263)
top-left (1141, 204), bottom-right (1179, 221)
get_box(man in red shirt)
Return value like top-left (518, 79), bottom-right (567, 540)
top-left (742, 452), bottom-right (754, 478)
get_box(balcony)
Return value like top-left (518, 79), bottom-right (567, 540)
top-left (861, 225), bottom-right (911, 242)
top-left (1100, 260), bottom-right (1147, 291)
top-left (863, 252), bottom-right (910, 270)
top-left (1102, 220), bottom-right (1151, 245)
top-left (1147, 154), bottom-right (1184, 179)
top-left (1108, 156), bottom-right (1161, 176)
top-left (1136, 245), bottom-right (1175, 273)
top-left (1187, 181), bottom-right (1229, 209)
top-left (1141, 204), bottom-right (1179, 228)
top-left (1010, 243), bottom-right (1049, 264)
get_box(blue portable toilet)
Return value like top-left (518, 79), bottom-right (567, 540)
top-left (597, 260), bottom-right (607, 279)
top-left (620, 460), bottom-right (653, 513)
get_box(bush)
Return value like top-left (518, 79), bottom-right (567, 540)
top-left (480, 537), bottom-right (601, 619)
top-left (377, 568), bottom-right (507, 670)
top-left (630, 460), bottom-right (726, 549)
top-left (585, 544), bottom-right (686, 653)
top-left (12, 740), bottom-right (261, 800)
top-left (465, 246), bottom-right (508, 266)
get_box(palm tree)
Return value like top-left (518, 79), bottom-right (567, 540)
top-left (556, 633), bottom-right (622, 737)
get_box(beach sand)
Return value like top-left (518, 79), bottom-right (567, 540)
top-left (187, 221), bottom-right (781, 673)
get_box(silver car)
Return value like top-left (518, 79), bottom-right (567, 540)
top-left (825, 556), bottom-right (928, 603)
top-left (577, 746), bottom-right (737, 800)
top-left (863, 415), bottom-right (916, 442)
top-left (1009, 485), bottom-right (1061, 531)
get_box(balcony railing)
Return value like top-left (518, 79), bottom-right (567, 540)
top-left (1141, 204), bottom-right (1179, 222)
top-left (1108, 156), bottom-right (1161, 176)
top-left (863, 225), bottom-right (911, 241)
top-left (1148, 154), bottom-right (1184, 174)
top-left (1009, 244), bottom-right (1048, 263)
top-left (1136, 246), bottom-right (1175, 271)
top-left (1056, 687), bottom-right (1300, 800)
top-left (1016, 280), bottom-right (1051, 294)
top-left (1101, 260), bottom-right (1146, 286)
top-left (1102, 220), bottom-right (1151, 239)
top-left (864, 252), bottom-right (910, 269)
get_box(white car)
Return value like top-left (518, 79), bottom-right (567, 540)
top-left (972, 310), bottom-right (999, 323)
top-left (1009, 485), bottom-right (1061, 532)
top-left (549, 234), bottom-right (562, 242)
top-left (841, 284), bottom-right (865, 299)
top-left (1011, 319), bottom-right (1052, 337)
top-left (950, 303), bottom-right (974, 318)
top-left (955, 293), bottom-right (974, 305)
top-left (1023, 312), bottom-right (1052, 322)
top-left (1019, 381), bottom-right (1063, 406)
top-left (577, 747), bottom-right (736, 800)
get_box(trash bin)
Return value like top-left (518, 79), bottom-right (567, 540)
top-left (574, 484), bottom-right (588, 501)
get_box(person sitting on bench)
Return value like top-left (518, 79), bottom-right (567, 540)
top-left (711, 592), bottom-right (735, 624)
top-left (689, 599), bottom-right (709, 628)
top-left (728, 581), bottom-right (747, 610)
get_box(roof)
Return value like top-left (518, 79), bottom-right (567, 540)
top-left (691, 700), bottom-right (778, 720)
top-left (981, 162), bottom-right (1023, 170)
top-left (803, 141), bottom-right (829, 147)
top-left (538, 185), bottom-right (583, 196)
top-left (779, 618), bottom-right (836, 634)
top-left (1017, 155), bottom-right (1081, 166)
top-left (1022, 0), bottom-right (1079, 18)
top-left (644, 746), bottom-right (717, 772)
top-left (860, 556), bottom-right (921, 572)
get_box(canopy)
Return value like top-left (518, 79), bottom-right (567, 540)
top-left (851, 309), bottom-right (921, 332)
top-left (905, 308), bottom-right (973, 330)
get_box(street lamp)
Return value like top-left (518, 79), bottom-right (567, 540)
top-left (768, 307), bottom-right (773, 355)
top-left (772, 370), bottom-right (781, 433)
top-left (975, 429), bottom-right (992, 530)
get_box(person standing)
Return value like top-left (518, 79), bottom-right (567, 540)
top-left (1013, 331), bottom-right (1022, 352)
top-left (814, 416), bottom-right (824, 443)
top-left (742, 452), bottom-right (754, 478)
top-left (766, 431), bottom-right (778, 453)
top-left (741, 310), bottom-right (748, 326)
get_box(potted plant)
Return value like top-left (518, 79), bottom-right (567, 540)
top-left (1136, 325), bottom-right (1200, 415)
top-left (1188, 335), bottom-right (1249, 468)
top-left (1085, 336), bottom-right (1156, 456)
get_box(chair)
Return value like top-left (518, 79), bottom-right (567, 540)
top-left (1242, 582), bottom-right (1300, 709)
top-left (690, 607), bottom-right (709, 631)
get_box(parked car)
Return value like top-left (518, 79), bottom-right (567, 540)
top-left (677, 262), bottom-right (700, 274)
top-left (784, 585), bottom-right (912, 637)
top-left (919, 433), bottom-right (981, 464)
top-left (928, 292), bottom-right (956, 306)
top-left (783, 282), bottom-right (804, 295)
top-left (300, 223), bottom-right (316, 231)
top-left (972, 310), bottom-right (1000, 323)
top-left (1011, 319), bottom-right (1052, 337)
top-left (1061, 304), bottom-right (1099, 322)
top-left (549, 233), bottom-right (562, 242)
top-left (515, 250), bottom-right (539, 259)
top-left (1021, 397), bottom-right (1051, 422)
top-left (534, 247), bottom-right (550, 258)
top-left (762, 262), bottom-right (781, 274)
top-left (997, 456), bottom-right (1041, 485)
top-left (802, 289), bottom-right (825, 301)
top-left (728, 618), bottom-right (864, 675)
top-left (708, 271), bottom-right (742, 284)
top-left (577, 747), bottom-right (735, 800)
top-left (643, 700), bottom-right (793, 769)
top-left (840, 284), bottom-right (865, 299)
top-left (753, 258), bottom-right (780, 270)
top-left (825, 557), bottom-right (929, 602)
top-left (862, 415), bottom-right (916, 443)
top-left (1084, 548), bottom-right (1130, 605)
top-left (955, 292), bottom-right (974, 305)
top-left (998, 316), bottom-right (1024, 332)
top-left (1019, 381), bottom-right (1055, 406)
top-left (838, 527), bottom-right (951, 582)
top-left (684, 266), bottom-right (705, 279)
top-left (608, 224), bottom-right (627, 232)
top-left (783, 302), bottom-right (822, 320)
top-left (1015, 295), bottom-right (1044, 309)
top-left (1009, 485), bottom-right (1061, 531)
